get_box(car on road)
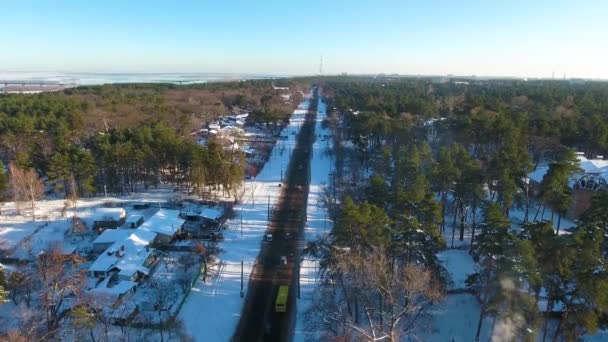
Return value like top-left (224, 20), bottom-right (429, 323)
top-left (280, 256), bottom-right (287, 265)
top-left (266, 233), bottom-right (272, 242)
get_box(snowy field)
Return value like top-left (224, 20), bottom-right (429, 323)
top-left (178, 95), bottom-right (312, 341)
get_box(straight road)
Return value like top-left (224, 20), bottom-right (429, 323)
top-left (232, 88), bottom-right (319, 342)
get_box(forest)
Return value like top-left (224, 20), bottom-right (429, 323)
top-left (305, 77), bottom-right (608, 341)
top-left (0, 79), bottom-right (305, 200)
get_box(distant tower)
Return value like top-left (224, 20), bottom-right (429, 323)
top-left (552, 71), bottom-right (555, 79)
top-left (319, 55), bottom-right (324, 75)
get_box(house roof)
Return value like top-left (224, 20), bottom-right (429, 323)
top-left (138, 209), bottom-right (184, 237)
top-left (88, 210), bottom-right (181, 275)
top-left (93, 229), bottom-right (131, 245)
top-left (89, 230), bottom-right (157, 273)
top-left (94, 208), bottom-right (126, 221)
top-left (183, 206), bottom-right (223, 220)
top-left (91, 277), bottom-right (137, 296)
top-left (126, 214), bottom-right (144, 224)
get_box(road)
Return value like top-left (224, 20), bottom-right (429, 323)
top-left (232, 88), bottom-right (319, 341)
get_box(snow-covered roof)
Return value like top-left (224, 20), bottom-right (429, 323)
top-left (89, 229), bottom-right (157, 273)
top-left (201, 207), bottom-right (223, 220)
top-left (93, 229), bottom-right (131, 245)
top-left (116, 247), bottom-right (152, 278)
top-left (94, 207), bottom-right (126, 221)
top-left (91, 277), bottom-right (137, 296)
top-left (126, 214), bottom-right (144, 224)
top-left (138, 209), bottom-right (184, 237)
top-left (183, 206), bottom-right (223, 220)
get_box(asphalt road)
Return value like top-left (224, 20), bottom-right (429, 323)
top-left (232, 89), bottom-right (319, 342)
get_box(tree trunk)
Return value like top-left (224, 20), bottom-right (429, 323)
top-left (533, 202), bottom-right (542, 222)
top-left (552, 315), bottom-right (563, 342)
top-left (441, 192), bottom-right (447, 233)
top-left (556, 214), bottom-right (562, 235)
top-left (459, 206), bottom-right (468, 241)
top-left (451, 202), bottom-right (458, 248)
top-left (541, 299), bottom-right (552, 342)
top-left (475, 306), bottom-right (484, 341)
top-left (470, 201), bottom-right (478, 252)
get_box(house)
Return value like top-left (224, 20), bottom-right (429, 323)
top-left (93, 208), bottom-right (127, 230)
top-left (92, 229), bottom-right (131, 253)
top-left (88, 210), bottom-right (182, 280)
top-left (125, 215), bottom-right (144, 228)
top-left (527, 155), bottom-right (608, 218)
top-left (88, 229), bottom-right (158, 279)
top-left (182, 206), bottom-right (224, 236)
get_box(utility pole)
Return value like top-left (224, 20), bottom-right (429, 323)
top-left (267, 194), bottom-right (271, 220)
top-left (240, 258), bottom-right (244, 298)
top-left (297, 259), bottom-right (301, 299)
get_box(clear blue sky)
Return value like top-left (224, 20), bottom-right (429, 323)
top-left (1, 0), bottom-right (607, 78)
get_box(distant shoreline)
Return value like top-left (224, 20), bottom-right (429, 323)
top-left (0, 72), bottom-right (285, 87)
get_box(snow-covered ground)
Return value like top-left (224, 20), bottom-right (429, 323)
top-left (294, 92), bottom-right (335, 341)
top-left (177, 95), bottom-right (312, 341)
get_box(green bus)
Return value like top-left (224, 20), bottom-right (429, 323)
top-left (275, 285), bottom-right (289, 313)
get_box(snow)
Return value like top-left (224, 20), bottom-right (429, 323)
top-left (437, 249), bottom-right (476, 290)
top-left (126, 214), bottom-right (144, 224)
top-left (93, 228), bottom-right (131, 245)
top-left (94, 207), bottom-right (126, 221)
top-left (138, 209), bottom-right (184, 237)
top-left (178, 93), bottom-right (314, 341)
top-left (182, 205), bottom-right (223, 221)
top-left (416, 293), bottom-right (492, 341)
top-left (92, 277), bottom-right (137, 296)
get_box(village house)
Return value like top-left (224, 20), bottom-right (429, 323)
top-left (88, 210), bottom-right (183, 279)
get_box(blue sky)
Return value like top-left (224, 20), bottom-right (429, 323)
top-left (1, 0), bottom-right (607, 78)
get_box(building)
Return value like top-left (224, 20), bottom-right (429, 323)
top-left (527, 155), bottom-right (608, 218)
top-left (93, 208), bottom-right (127, 230)
top-left (88, 210), bottom-right (183, 279)
top-left (182, 206), bottom-right (224, 237)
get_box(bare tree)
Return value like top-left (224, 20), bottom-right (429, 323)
top-left (71, 216), bottom-right (88, 241)
top-left (147, 279), bottom-right (177, 342)
top-left (9, 164), bottom-right (45, 220)
top-left (176, 253), bottom-right (198, 294)
top-left (6, 271), bottom-right (34, 307)
top-left (307, 247), bottom-right (444, 341)
top-left (37, 246), bottom-right (86, 335)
